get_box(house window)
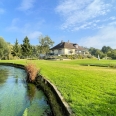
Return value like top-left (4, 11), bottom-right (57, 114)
top-left (58, 49), bottom-right (62, 54)
top-left (68, 50), bottom-right (73, 54)
top-left (75, 45), bottom-right (78, 48)
top-left (68, 50), bottom-right (70, 54)
top-left (75, 50), bottom-right (81, 54)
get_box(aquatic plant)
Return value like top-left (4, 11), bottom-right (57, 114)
top-left (23, 108), bottom-right (28, 116)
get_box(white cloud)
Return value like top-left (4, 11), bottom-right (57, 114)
top-left (18, 0), bottom-right (36, 11)
top-left (109, 16), bottom-right (116, 20)
top-left (56, 0), bottom-right (112, 30)
top-left (28, 31), bottom-right (42, 40)
top-left (79, 25), bottom-right (116, 49)
top-left (73, 19), bottom-right (101, 31)
top-left (6, 18), bottom-right (43, 40)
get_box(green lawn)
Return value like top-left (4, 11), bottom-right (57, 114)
top-left (1, 59), bottom-right (116, 116)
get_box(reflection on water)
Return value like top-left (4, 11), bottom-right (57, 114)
top-left (26, 84), bottom-right (36, 103)
top-left (0, 69), bottom-right (9, 84)
top-left (0, 65), bottom-right (52, 116)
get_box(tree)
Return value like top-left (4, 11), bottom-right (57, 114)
top-left (94, 49), bottom-right (105, 59)
top-left (0, 37), bottom-right (9, 59)
top-left (21, 36), bottom-right (32, 58)
top-left (38, 35), bottom-right (54, 54)
top-left (89, 47), bottom-right (105, 58)
top-left (31, 45), bottom-right (39, 58)
top-left (89, 47), bottom-right (96, 56)
top-left (11, 39), bottom-right (21, 57)
top-left (7, 42), bottom-right (14, 60)
top-left (101, 46), bottom-right (112, 54)
top-left (110, 50), bottom-right (116, 59)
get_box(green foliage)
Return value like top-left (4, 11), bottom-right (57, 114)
top-left (39, 35), bottom-right (54, 54)
top-left (1, 36), bottom-right (116, 61)
top-left (109, 50), bottom-right (116, 59)
top-left (0, 37), bottom-right (9, 59)
top-left (89, 46), bottom-right (116, 59)
top-left (21, 36), bottom-right (32, 58)
top-left (89, 48), bottom-right (105, 59)
top-left (11, 39), bottom-right (21, 58)
top-left (23, 108), bottom-right (28, 116)
top-left (0, 35), bottom-right (54, 60)
top-left (101, 46), bottom-right (112, 54)
top-left (31, 45), bottom-right (40, 58)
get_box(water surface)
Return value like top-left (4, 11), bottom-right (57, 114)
top-left (0, 65), bottom-right (52, 116)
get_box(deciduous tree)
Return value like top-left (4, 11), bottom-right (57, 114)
top-left (0, 37), bottom-right (9, 59)
top-left (101, 46), bottom-right (112, 54)
top-left (38, 35), bottom-right (54, 55)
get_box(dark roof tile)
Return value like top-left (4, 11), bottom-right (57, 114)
top-left (50, 42), bottom-right (75, 50)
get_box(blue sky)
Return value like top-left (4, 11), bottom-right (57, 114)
top-left (0, 0), bottom-right (116, 48)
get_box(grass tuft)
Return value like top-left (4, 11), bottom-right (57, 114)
top-left (25, 62), bottom-right (39, 82)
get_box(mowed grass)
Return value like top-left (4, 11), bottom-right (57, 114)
top-left (1, 59), bottom-right (116, 116)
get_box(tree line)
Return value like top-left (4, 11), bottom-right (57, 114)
top-left (0, 35), bottom-right (116, 60)
top-left (89, 46), bottom-right (116, 59)
top-left (0, 35), bottom-right (54, 60)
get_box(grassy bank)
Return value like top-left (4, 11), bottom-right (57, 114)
top-left (0, 59), bottom-right (116, 116)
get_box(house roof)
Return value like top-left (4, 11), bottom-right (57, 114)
top-left (75, 46), bottom-right (85, 51)
top-left (50, 41), bottom-right (85, 51)
top-left (50, 42), bottom-right (75, 50)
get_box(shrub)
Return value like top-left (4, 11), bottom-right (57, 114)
top-left (25, 62), bottom-right (39, 82)
top-left (87, 54), bottom-right (93, 59)
top-left (109, 64), bottom-right (116, 68)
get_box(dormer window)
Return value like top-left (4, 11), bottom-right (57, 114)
top-left (74, 44), bottom-right (78, 48)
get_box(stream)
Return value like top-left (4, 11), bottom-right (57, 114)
top-left (0, 65), bottom-right (52, 116)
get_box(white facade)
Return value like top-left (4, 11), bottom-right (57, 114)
top-left (50, 48), bottom-right (76, 55)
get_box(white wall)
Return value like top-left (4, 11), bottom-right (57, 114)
top-left (64, 48), bottom-right (75, 54)
top-left (50, 48), bottom-right (76, 55)
top-left (50, 49), bottom-right (64, 55)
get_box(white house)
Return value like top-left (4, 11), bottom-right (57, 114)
top-left (50, 41), bottom-right (86, 55)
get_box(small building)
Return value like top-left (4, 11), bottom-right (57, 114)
top-left (50, 41), bottom-right (86, 55)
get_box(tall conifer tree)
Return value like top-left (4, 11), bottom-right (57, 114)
top-left (21, 36), bottom-right (32, 57)
top-left (11, 39), bottom-right (21, 57)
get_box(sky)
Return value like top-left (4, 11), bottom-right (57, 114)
top-left (0, 0), bottom-right (116, 49)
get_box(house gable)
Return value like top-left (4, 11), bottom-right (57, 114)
top-left (50, 41), bottom-right (86, 55)
top-left (50, 41), bottom-right (75, 50)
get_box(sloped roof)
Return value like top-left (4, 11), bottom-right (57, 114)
top-left (76, 46), bottom-right (85, 51)
top-left (50, 41), bottom-right (86, 51)
top-left (50, 42), bottom-right (75, 50)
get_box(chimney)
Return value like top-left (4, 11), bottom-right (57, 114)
top-left (68, 40), bottom-right (70, 43)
